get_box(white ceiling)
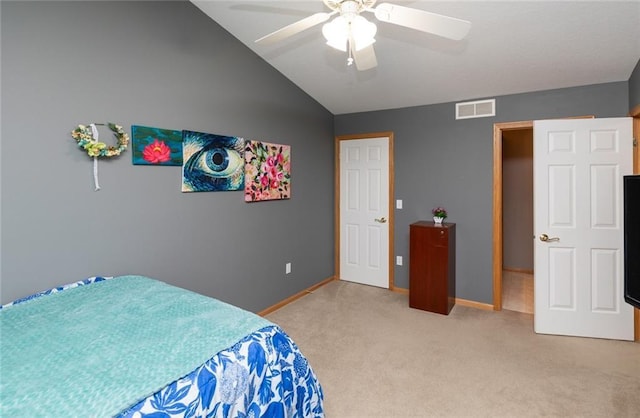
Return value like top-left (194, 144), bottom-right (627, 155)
top-left (192, 1), bottom-right (640, 115)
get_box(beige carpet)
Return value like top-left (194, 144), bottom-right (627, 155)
top-left (266, 280), bottom-right (640, 417)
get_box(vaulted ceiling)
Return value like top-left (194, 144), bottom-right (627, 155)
top-left (192, 1), bottom-right (640, 115)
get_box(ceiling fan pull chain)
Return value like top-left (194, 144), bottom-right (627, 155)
top-left (347, 38), bottom-right (354, 66)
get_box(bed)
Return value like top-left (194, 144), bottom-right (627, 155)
top-left (0, 275), bottom-right (324, 417)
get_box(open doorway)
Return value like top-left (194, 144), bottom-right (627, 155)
top-left (502, 128), bottom-right (534, 313)
top-left (494, 115), bottom-right (640, 340)
top-left (492, 121), bottom-right (533, 312)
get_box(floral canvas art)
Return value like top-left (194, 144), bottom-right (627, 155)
top-left (132, 125), bottom-right (182, 166)
top-left (244, 140), bottom-right (291, 202)
top-left (182, 130), bottom-right (245, 192)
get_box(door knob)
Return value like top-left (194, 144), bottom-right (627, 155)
top-left (374, 217), bottom-right (387, 223)
top-left (539, 233), bottom-right (560, 242)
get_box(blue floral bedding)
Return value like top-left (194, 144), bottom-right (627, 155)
top-left (120, 325), bottom-right (323, 418)
top-left (0, 276), bottom-right (324, 417)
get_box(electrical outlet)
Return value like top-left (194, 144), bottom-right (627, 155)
top-left (396, 256), bottom-right (403, 266)
top-left (286, 262), bottom-right (291, 274)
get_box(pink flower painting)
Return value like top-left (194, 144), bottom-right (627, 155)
top-left (244, 140), bottom-right (291, 202)
top-left (131, 125), bottom-right (182, 166)
top-left (142, 139), bottom-right (171, 164)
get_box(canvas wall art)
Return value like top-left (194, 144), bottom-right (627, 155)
top-left (182, 130), bottom-right (245, 192)
top-left (244, 140), bottom-right (291, 202)
top-left (131, 125), bottom-right (183, 166)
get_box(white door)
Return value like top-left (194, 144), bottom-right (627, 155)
top-left (339, 137), bottom-right (390, 288)
top-left (533, 117), bottom-right (634, 340)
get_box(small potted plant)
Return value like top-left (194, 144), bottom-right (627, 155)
top-left (432, 207), bottom-right (447, 224)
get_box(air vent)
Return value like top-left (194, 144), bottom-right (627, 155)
top-left (455, 99), bottom-right (496, 120)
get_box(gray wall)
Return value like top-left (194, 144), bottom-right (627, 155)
top-left (0, 1), bottom-right (334, 310)
top-left (335, 82), bottom-right (629, 304)
top-left (629, 58), bottom-right (640, 110)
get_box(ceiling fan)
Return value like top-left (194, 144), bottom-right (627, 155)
top-left (255, 0), bottom-right (471, 71)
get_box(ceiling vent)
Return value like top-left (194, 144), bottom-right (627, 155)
top-left (455, 99), bottom-right (496, 120)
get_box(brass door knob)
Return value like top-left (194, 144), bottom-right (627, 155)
top-left (539, 233), bottom-right (560, 242)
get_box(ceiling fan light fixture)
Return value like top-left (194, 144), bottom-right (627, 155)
top-left (322, 15), bottom-right (376, 52)
top-left (322, 16), bottom-right (348, 51)
top-left (325, 37), bottom-right (347, 52)
top-left (351, 15), bottom-right (377, 51)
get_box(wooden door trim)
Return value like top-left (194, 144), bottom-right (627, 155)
top-left (630, 104), bottom-right (640, 173)
top-left (335, 132), bottom-right (395, 289)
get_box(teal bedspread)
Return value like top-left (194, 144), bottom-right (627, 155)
top-left (0, 275), bottom-right (271, 416)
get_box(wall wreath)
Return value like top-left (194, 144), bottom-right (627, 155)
top-left (71, 123), bottom-right (129, 191)
top-left (71, 123), bottom-right (129, 158)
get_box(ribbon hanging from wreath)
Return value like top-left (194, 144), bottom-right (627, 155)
top-left (71, 123), bottom-right (129, 191)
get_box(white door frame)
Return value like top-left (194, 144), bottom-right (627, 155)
top-left (335, 132), bottom-right (395, 289)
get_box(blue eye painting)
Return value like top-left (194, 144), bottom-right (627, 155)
top-left (181, 130), bottom-right (245, 192)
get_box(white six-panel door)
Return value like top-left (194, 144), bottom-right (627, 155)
top-left (533, 118), bottom-right (634, 340)
top-left (339, 137), bottom-right (390, 288)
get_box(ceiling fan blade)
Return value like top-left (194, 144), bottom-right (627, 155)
top-left (353, 44), bottom-right (377, 71)
top-left (374, 3), bottom-right (471, 40)
top-left (255, 12), bottom-right (333, 45)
